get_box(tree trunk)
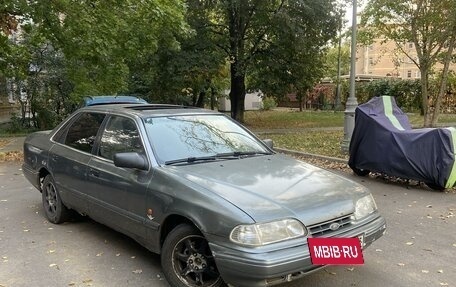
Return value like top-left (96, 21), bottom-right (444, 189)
top-left (431, 36), bottom-right (455, 127)
top-left (196, 90), bottom-right (205, 108)
top-left (210, 86), bottom-right (216, 110)
top-left (229, 65), bottom-right (246, 122)
top-left (420, 67), bottom-right (432, 127)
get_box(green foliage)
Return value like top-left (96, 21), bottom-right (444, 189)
top-left (260, 97), bottom-right (277, 111)
top-left (1, 0), bottom-right (188, 128)
top-left (128, 0), bottom-right (228, 106)
top-left (247, 1), bottom-right (339, 99)
top-left (323, 43), bottom-right (351, 79)
top-left (197, 0), bottom-right (340, 121)
top-left (348, 79), bottom-right (422, 112)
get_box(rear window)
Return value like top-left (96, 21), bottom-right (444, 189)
top-left (63, 113), bottom-right (105, 153)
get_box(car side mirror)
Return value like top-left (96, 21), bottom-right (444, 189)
top-left (114, 152), bottom-right (149, 170)
top-left (263, 139), bottom-right (274, 149)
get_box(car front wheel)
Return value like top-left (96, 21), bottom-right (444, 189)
top-left (42, 175), bottom-right (71, 224)
top-left (161, 224), bottom-right (225, 287)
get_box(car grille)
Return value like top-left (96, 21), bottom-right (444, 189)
top-left (308, 214), bottom-right (353, 237)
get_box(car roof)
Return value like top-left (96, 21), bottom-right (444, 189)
top-left (79, 104), bottom-right (222, 118)
top-left (82, 95), bottom-right (148, 106)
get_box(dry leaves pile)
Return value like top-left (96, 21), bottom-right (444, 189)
top-left (0, 151), bottom-right (23, 162)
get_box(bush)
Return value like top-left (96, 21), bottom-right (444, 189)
top-left (261, 97), bottom-right (277, 110)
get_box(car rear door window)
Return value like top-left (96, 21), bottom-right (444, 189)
top-left (64, 113), bottom-right (105, 153)
top-left (98, 116), bottom-right (145, 161)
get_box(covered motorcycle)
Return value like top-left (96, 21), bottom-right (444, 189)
top-left (349, 96), bottom-right (456, 190)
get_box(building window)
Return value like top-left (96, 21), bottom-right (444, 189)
top-left (407, 70), bottom-right (412, 78)
top-left (369, 57), bottom-right (374, 65)
top-left (408, 42), bottom-right (414, 49)
top-left (415, 71), bottom-right (421, 78)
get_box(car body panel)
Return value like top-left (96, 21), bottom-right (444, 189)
top-left (211, 215), bottom-right (386, 287)
top-left (86, 156), bottom-right (150, 240)
top-left (163, 154), bottom-right (367, 224)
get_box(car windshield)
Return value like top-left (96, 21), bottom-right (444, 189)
top-left (143, 114), bottom-right (270, 164)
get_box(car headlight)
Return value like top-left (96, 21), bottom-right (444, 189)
top-left (229, 219), bottom-right (307, 246)
top-left (354, 194), bottom-right (378, 220)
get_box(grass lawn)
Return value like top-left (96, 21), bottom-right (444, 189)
top-left (267, 131), bottom-right (347, 159)
top-left (244, 109), bottom-right (456, 158)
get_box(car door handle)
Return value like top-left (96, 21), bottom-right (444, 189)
top-left (89, 169), bottom-right (100, 177)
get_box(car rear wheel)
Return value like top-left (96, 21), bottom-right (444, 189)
top-left (42, 175), bottom-right (71, 224)
top-left (352, 167), bottom-right (370, 176)
top-left (161, 224), bottom-right (225, 287)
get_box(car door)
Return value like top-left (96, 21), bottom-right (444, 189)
top-left (49, 112), bottom-right (106, 214)
top-left (87, 115), bottom-right (151, 239)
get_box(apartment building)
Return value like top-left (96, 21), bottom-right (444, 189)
top-left (356, 37), bottom-right (456, 79)
top-left (356, 39), bottom-right (422, 79)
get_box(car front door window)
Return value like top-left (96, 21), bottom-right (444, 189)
top-left (98, 116), bottom-right (145, 161)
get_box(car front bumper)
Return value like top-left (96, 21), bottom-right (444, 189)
top-left (210, 215), bottom-right (386, 287)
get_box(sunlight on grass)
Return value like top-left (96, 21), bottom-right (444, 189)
top-left (245, 109), bottom-right (456, 130)
top-left (267, 131), bottom-right (348, 159)
top-left (244, 109), bottom-right (344, 129)
top-left (248, 109), bottom-right (456, 159)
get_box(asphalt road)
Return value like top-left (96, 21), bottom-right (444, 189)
top-left (0, 161), bottom-right (455, 287)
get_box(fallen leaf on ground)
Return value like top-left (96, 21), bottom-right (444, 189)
top-left (437, 270), bottom-right (443, 273)
top-left (132, 269), bottom-right (143, 274)
top-left (421, 270), bottom-right (429, 273)
top-left (346, 267), bottom-right (354, 272)
top-left (96, 253), bottom-right (103, 257)
top-left (397, 263), bottom-right (405, 266)
top-left (406, 242), bottom-right (414, 246)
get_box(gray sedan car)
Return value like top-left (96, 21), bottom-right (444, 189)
top-left (22, 104), bottom-right (386, 287)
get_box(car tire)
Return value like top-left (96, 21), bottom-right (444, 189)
top-left (352, 167), bottom-right (370, 176)
top-left (161, 224), bottom-right (226, 287)
top-left (42, 175), bottom-right (71, 224)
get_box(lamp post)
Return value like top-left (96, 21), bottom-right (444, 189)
top-left (334, 9), bottom-right (343, 111)
top-left (341, 0), bottom-right (359, 153)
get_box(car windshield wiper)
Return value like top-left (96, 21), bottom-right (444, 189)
top-left (216, 151), bottom-right (272, 158)
top-left (164, 156), bottom-right (218, 165)
top-left (164, 151), bottom-right (272, 165)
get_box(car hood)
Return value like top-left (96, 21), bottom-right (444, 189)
top-left (163, 154), bottom-right (368, 225)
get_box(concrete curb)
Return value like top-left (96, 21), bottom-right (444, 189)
top-left (274, 147), bottom-right (348, 164)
